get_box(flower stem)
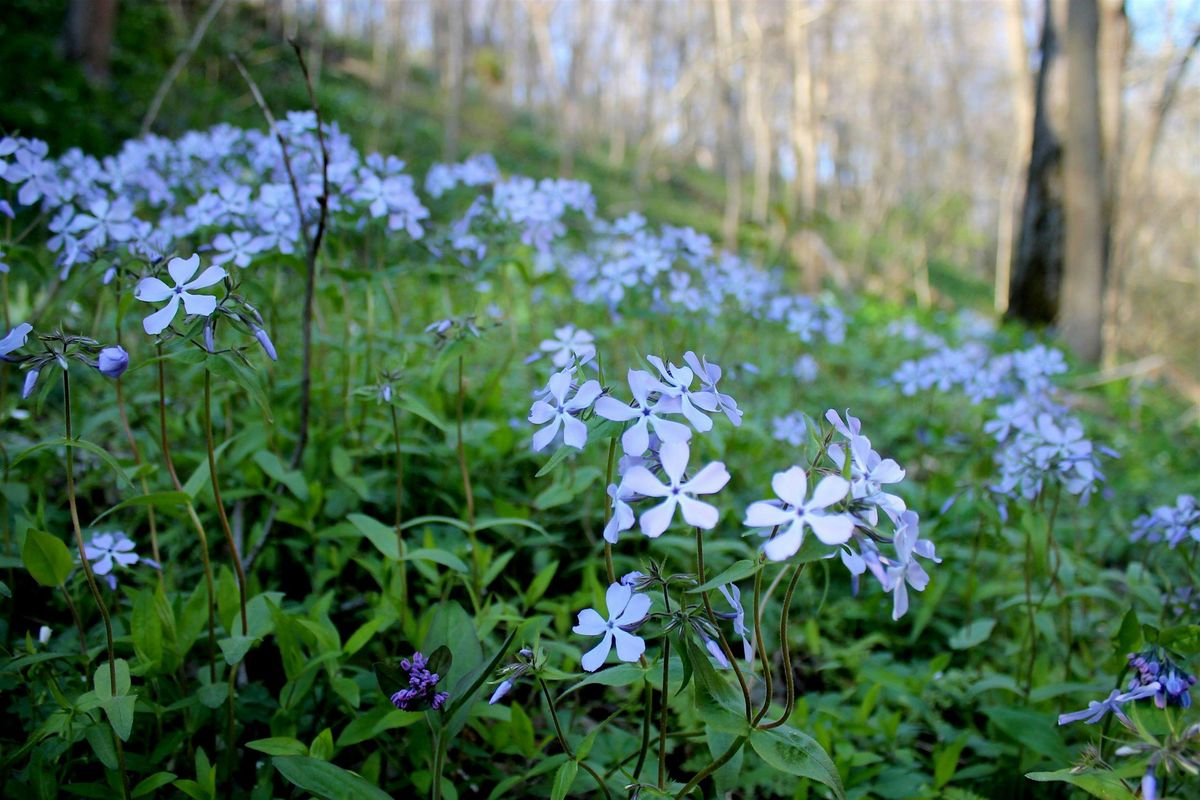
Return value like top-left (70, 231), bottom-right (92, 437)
top-left (674, 734), bottom-right (746, 798)
top-left (203, 369), bottom-right (248, 636)
top-left (761, 562), bottom-right (806, 730)
top-left (694, 526), bottom-right (753, 721)
top-left (389, 403), bottom-right (408, 621)
top-left (658, 584), bottom-right (674, 789)
top-left (537, 677), bottom-right (612, 798)
top-left (632, 679), bottom-right (652, 782)
top-left (752, 552), bottom-right (774, 725)
top-left (602, 436), bottom-right (617, 584)
top-left (455, 355), bottom-right (479, 595)
top-left (62, 370), bottom-right (119, 701)
top-left (115, 377), bottom-right (162, 580)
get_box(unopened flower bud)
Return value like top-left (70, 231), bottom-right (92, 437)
top-left (97, 345), bottom-right (129, 378)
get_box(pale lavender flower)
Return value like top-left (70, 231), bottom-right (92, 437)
top-left (528, 367), bottom-right (602, 451)
top-left (745, 468), bottom-right (855, 561)
top-left (83, 531), bottom-right (146, 589)
top-left (717, 584), bottom-right (753, 661)
top-left (682, 351), bottom-right (742, 426)
top-left (538, 324), bottom-right (596, 367)
top-left (620, 440), bottom-right (729, 538)
top-left (1, 322), bottom-right (32, 357)
top-left (881, 511), bottom-right (940, 620)
top-left (572, 582), bottom-right (652, 672)
top-left (603, 483), bottom-right (635, 544)
top-left (595, 368), bottom-right (691, 456)
top-left (1058, 683), bottom-right (1161, 727)
top-left (134, 254), bottom-right (226, 335)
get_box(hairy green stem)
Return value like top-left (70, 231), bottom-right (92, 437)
top-left (389, 404), bottom-right (408, 621)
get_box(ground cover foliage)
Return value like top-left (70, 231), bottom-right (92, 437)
top-left (1, 16), bottom-right (1199, 800)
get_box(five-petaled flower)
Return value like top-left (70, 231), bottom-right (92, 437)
top-left (528, 366), bottom-right (602, 451)
top-left (595, 368), bottom-right (691, 456)
top-left (620, 440), bottom-right (729, 538)
top-left (745, 467), bottom-right (855, 561)
top-left (134, 254), bottom-right (226, 335)
top-left (84, 531), bottom-right (143, 589)
top-left (572, 582), bottom-right (652, 672)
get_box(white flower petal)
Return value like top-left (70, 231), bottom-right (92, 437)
top-left (134, 277), bottom-right (173, 303)
top-left (678, 495), bottom-right (719, 529)
top-left (809, 475), bottom-right (850, 510)
top-left (181, 291), bottom-right (217, 317)
top-left (580, 634), bottom-right (614, 672)
top-left (638, 497), bottom-right (678, 538)
top-left (683, 462), bottom-right (729, 496)
top-left (572, 607), bottom-right (608, 636)
top-left (808, 513), bottom-right (855, 545)
top-left (763, 524), bottom-right (803, 561)
top-left (167, 254), bottom-right (201, 285)
top-left (183, 265), bottom-right (227, 290)
top-left (658, 441), bottom-right (690, 484)
top-left (612, 628), bottom-right (646, 663)
top-left (142, 295), bottom-right (180, 335)
top-left (771, 467), bottom-right (808, 507)
top-left (621, 465), bottom-right (670, 498)
top-left (744, 501), bottom-right (792, 529)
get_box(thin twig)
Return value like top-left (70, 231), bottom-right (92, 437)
top-left (140, 0), bottom-right (229, 135)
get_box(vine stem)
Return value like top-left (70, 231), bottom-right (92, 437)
top-left (760, 562), bottom-right (806, 730)
top-left (62, 369), bottom-right (117, 695)
top-left (537, 677), bottom-right (612, 798)
top-left (203, 368), bottom-right (248, 635)
top-left (159, 359), bottom-right (221, 681)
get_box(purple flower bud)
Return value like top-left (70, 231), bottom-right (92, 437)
top-left (1142, 769), bottom-right (1157, 800)
top-left (252, 326), bottom-right (277, 361)
top-left (97, 346), bottom-right (129, 378)
top-left (22, 368), bottom-right (39, 399)
top-left (204, 320), bottom-right (215, 353)
top-left (488, 679), bottom-right (514, 705)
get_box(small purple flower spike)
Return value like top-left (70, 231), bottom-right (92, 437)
top-left (389, 651), bottom-right (450, 712)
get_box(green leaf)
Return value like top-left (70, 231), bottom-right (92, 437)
top-left (561, 662), bottom-right (647, 695)
top-left (1159, 624), bottom-right (1200, 656)
top-left (85, 724), bottom-right (119, 770)
top-left (22, 530), bottom-right (74, 587)
top-left (196, 681), bottom-right (230, 709)
top-left (132, 772), bottom-right (178, 798)
top-left (983, 707), bottom-right (1070, 765)
top-left (309, 728), bottom-right (335, 761)
top-left (688, 559), bottom-right (760, 594)
top-left (524, 560), bottom-right (558, 606)
top-left (217, 635), bottom-right (257, 665)
top-left (337, 706), bottom-right (422, 747)
top-left (1025, 768), bottom-right (1137, 800)
top-left (94, 659), bottom-right (132, 698)
top-left (406, 548), bottom-right (469, 573)
top-left (14, 437), bottom-right (133, 487)
top-left (535, 444), bottom-right (574, 477)
top-left (100, 695), bottom-right (137, 741)
top-left (748, 725), bottom-right (845, 800)
top-left (1113, 608), bottom-right (1143, 656)
top-left (88, 491), bottom-right (189, 526)
top-left (272, 756), bottom-right (391, 800)
top-left (253, 450), bottom-right (308, 501)
top-left (550, 760), bottom-right (578, 800)
top-left (948, 618), bottom-right (996, 650)
top-left (348, 513), bottom-right (401, 559)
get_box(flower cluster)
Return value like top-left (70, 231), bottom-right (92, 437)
top-left (1131, 495), bottom-right (1199, 548)
top-left (1128, 647), bottom-right (1196, 710)
top-left (389, 652), bottom-right (449, 712)
top-left (746, 409), bottom-right (938, 620)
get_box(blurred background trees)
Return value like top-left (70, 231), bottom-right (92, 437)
top-left (3, 0), bottom-right (1198, 376)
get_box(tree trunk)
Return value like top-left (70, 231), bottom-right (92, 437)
top-left (712, 0), bottom-right (742, 248)
top-left (1059, 0), bottom-right (1107, 362)
top-left (788, 0), bottom-right (818, 219)
top-left (64, 0), bottom-right (119, 86)
top-left (746, 9), bottom-right (771, 224)
top-left (993, 0), bottom-right (1034, 314)
top-left (1008, 0), bottom-right (1068, 326)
